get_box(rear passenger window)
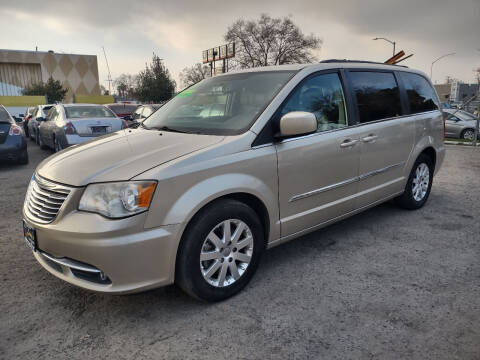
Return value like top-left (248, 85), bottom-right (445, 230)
top-left (398, 72), bottom-right (439, 113)
top-left (280, 73), bottom-right (348, 132)
top-left (349, 72), bottom-right (402, 123)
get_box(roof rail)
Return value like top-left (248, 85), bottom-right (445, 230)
top-left (320, 59), bottom-right (408, 68)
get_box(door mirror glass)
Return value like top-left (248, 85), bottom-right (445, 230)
top-left (279, 111), bottom-right (317, 137)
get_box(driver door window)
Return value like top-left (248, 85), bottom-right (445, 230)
top-left (280, 72), bottom-right (348, 133)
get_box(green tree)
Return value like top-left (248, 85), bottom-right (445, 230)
top-left (22, 76), bottom-right (68, 103)
top-left (136, 54), bottom-right (176, 102)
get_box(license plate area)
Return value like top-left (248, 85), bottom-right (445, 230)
top-left (23, 220), bottom-right (37, 251)
top-left (90, 126), bottom-right (108, 134)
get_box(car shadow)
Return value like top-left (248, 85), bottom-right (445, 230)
top-left (45, 200), bottom-right (408, 319)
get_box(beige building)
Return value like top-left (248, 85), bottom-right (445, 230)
top-left (0, 49), bottom-right (101, 102)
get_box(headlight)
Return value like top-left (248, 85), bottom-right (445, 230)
top-left (78, 181), bottom-right (157, 218)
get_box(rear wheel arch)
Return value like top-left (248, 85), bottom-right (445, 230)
top-left (419, 146), bottom-right (436, 171)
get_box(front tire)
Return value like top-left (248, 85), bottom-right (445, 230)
top-left (395, 154), bottom-right (433, 210)
top-left (176, 199), bottom-right (265, 302)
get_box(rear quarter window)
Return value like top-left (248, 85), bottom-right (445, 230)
top-left (349, 71), bottom-right (402, 123)
top-left (398, 72), bottom-right (439, 114)
top-left (0, 107), bottom-right (12, 122)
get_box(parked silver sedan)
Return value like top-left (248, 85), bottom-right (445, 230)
top-left (38, 104), bottom-right (127, 152)
top-left (27, 105), bottom-right (54, 144)
top-left (443, 109), bottom-right (479, 140)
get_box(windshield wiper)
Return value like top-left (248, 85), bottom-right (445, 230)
top-left (152, 126), bottom-right (190, 134)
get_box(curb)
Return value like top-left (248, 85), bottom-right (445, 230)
top-left (444, 141), bottom-right (478, 147)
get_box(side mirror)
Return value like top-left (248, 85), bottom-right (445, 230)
top-left (278, 111), bottom-right (317, 138)
top-left (14, 117), bottom-right (23, 123)
top-left (123, 115), bottom-right (132, 121)
top-left (19, 114), bottom-right (24, 118)
top-left (36, 117), bottom-right (45, 122)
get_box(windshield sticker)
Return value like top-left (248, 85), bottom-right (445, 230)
top-left (177, 83), bottom-right (199, 98)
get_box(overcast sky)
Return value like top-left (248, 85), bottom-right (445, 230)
top-left (1, 0), bottom-right (479, 90)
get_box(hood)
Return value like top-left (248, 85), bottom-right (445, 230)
top-left (37, 128), bottom-right (224, 186)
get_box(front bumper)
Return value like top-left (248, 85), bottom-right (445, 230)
top-left (24, 208), bottom-right (182, 294)
top-left (64, 134), bottom-right (107, 146)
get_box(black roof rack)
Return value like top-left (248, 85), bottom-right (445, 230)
top-left (320, 59), bottom-right (408, 68)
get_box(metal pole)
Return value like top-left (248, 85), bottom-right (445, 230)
top-left (474, 117), bottom-right (479, 147)
top-left (430, 53), bottom-right (455, 82)
top-left (475, 78), bottom-right (479, 147)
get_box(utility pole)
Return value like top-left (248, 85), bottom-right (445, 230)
top-left (102, 46), bottom-right (113, 95)
top-left (430, 53), bottom-right (455, 81)
top-left (474, 67), bottom-right (479, 147)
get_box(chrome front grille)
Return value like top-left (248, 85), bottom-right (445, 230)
top-left (24, 174), bottom-right (71, 224)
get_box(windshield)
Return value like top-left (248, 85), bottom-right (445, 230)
top-left (143, 71), bottom-right (296, 135)
top-left (65, 106), bottom-right (116, 119)
top-left (455, 110), bottom-right (477, 121)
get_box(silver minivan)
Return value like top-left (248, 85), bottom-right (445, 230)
top-left (23, 61), bottom-right (445, 301)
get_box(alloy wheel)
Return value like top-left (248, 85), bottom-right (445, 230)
top-left (200, 219), bottom-right (254, 288)
top-left (412, 163), bottom-right (429, 201)
top-left (463, 129), bottom-right (474, 140)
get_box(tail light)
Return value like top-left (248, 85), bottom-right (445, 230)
top-left (64, 121), bottom-right (77, 135)
top-left (9, 124), bottom-right (22, 136)
top-left (122, 119), bottom-right (128, 129)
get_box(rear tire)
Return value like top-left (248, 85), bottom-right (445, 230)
top-left (38, 133), bottom-right (48, 150)
top-left (18, 150), bottom-right (28, 165)
top-left (395, 153), bottom-right (433, 210)
top-left (461, 129), bottom-right (475, 141)
top-left (54, 137), bottom-right (62, 152)
top-left (176, 199), bottom-right (265, 302)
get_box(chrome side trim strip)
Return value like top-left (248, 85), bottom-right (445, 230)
top-left (290, 177), bottom-right (358, 202)
top-left (289, 162), bottom-right (405, 202)
top-left (39, 251), bottom-right (101, 273)
top-left (358, 162), bottom-right (405, 180)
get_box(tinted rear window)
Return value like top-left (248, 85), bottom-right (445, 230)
top-left (65, 106), bottom-right (116, 118)
top-left (350, 72), bottom-right (402, 123)
top-left (108, 104), bottom-right (138, 114)
top-left (398, 72), bottom-right (439, 113)
top-left (0, 107), bottom-right (12, 123)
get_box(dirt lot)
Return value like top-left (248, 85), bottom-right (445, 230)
top-left (1, 141), bottom-right (479, 360)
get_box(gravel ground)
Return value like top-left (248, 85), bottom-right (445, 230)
top-left (1, 140), bottom-right (479, 360)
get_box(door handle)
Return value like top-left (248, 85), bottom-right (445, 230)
top-left (340, 139), bottom-right (358, 148)
top-left (362, 134), bottom-right (378, 143)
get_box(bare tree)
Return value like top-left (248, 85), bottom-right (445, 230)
top-left (114, 73), bottom-right (138, 99)
top-left (225, 14), bottom-right (322, 69)
top-left (179, 63), bottom-right (210, 87)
